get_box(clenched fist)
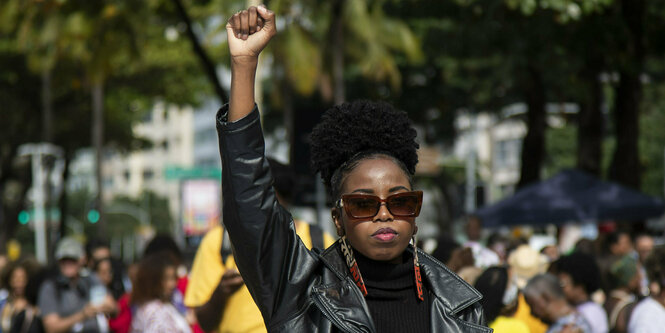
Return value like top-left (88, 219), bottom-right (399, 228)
top-left (226, 5), bottom-right (276, 63)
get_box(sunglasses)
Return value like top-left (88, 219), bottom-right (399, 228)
top-left (337, 191), bottom-right (423, 219)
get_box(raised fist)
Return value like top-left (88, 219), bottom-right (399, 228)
top-left (226, 5), bottom-right (276, 62)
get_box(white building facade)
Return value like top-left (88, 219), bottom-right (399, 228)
top-left (102, 101), bottom-right (195, 221)
top-left (452, 102), bottom-right (577, 205)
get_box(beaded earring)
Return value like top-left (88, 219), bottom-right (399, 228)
top-left (413, 234), bottom-right (424, 301)
top-left (339, 236), bottom-right (368, 296)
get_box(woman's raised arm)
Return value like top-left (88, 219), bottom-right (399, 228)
top-left (218, 6), bottom-right (319, 326)
top-left (226, 5), bottom-right (275, 121)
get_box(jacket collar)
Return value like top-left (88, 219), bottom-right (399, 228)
top-left (314, 244), bottom-right (376, 333)
top-left (318, 242), bottom-right (350, 280)
top-left (414, 249), bottom-right (483, 315)
top-left (318, 242), bottom-right (483, 315)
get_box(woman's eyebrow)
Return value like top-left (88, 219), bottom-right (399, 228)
top-left (349, 186), bottom-right (409, 194)
top-left (350, 188), bottom-right (374, 194)
top-left (389, 186), bottom-right (409, 192)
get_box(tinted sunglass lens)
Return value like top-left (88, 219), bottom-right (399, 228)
top-left (348, 197), bottom-right (380, 218)
top-left (388, 195), bottom-right (418, 216)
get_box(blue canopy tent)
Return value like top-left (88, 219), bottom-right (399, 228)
top-left (474, 169), bottom-right (665, 228)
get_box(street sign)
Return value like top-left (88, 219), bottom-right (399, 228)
top-left (164, 166), bottom-right (221, 180)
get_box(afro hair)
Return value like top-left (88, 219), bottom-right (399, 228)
top-left (309, 100), bottom-right (419, 194)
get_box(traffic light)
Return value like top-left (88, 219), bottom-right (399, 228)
top-left (18, 210), bottom-right (30, 224)
top-left (87, 209), bottom-right (100, 224)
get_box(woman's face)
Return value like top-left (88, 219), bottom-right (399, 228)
top-left (161, 266), bottom-right (177, 300)
top-left (333, 157), bottom-right (416, 264)
top-left (95, 260), bottom-right (113, 286)
top-left (10, 267), bottom-right (27, 296)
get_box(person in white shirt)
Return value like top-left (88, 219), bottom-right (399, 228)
top-left (463, 216), bottom-right (499, 268)
top-left (628, 246), bottom-right (665, 333)
top-left (129, 253), bottom-right (191, 333)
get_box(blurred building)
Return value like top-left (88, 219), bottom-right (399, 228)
top-left (193, 100), bottom-right (222, 168)
top-left (192, 99), bottom-right (289, 168)
top-left (67, 148), bottom-right (96, 194)
top-left (102, 101), bottom-right (195, 220)
top-left (452, 102), bottom-right (578, 205)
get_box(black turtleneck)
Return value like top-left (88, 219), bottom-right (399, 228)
top-left (354, 250), bottom-right (431, 333)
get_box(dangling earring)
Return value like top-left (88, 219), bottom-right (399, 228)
top-left (412, 234), bottom-right (424, 301)
top-left (339, 236), bottom-right (368, 296)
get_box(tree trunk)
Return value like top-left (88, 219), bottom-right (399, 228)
top-left (0, 205), bottom-right (8, 255)
top-left (283, 82), bottom-right (295, 164)
top-left (609, 0), bottom-right (645, 189)
top-left (42, 67), bottom-right (55, 260)
top-left (435, 173), bottom-right (456, 235)
top-left (171, 0), bottom-right (228, 104)
top-left (58, 153), bottom-right (71, 238)
top-left (331, 0), bottom-right (346, 105)
top-left (577, 68), bottom-right (604, 176)
top-left (0, 146), bottom-right (30, 255)
top-left (0, 196), bottom-right (26, 256)
top-left (610, 72), bottom-right (641, 189)
top-left (42, 67), bottom-right (53, 143)
top-left (92, 81), bottom-right (106, 236)
top-left (517, 66), bottom-right (547, 189)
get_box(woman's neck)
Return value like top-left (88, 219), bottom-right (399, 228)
top-left (353, 250), bottom-right (412, 285)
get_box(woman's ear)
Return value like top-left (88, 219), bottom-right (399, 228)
top-left (332, 208), bottom-right (344, 236)
top-left (413, 225), bottom-right (418, 236)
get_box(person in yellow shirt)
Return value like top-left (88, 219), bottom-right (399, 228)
top-left (185, 158), bottom-right (335, 333)
top-left (510, 244), bottom-right (550, 333)
top-left (474, 266), bottom-right (530, 333)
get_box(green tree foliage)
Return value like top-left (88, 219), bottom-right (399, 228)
top-left (386, 0), bottom-right (665, 194)
top-left (543, 125), bottom-right (577, 178)
top-left (102, 192), bottom-right (174, 237)
top-left (64, 189), bottom-right (173, 238)
top-left (0, 0), bottom-right (211, 250)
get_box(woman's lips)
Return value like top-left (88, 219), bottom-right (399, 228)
top-left (372, 228), bottom-right (397, 242)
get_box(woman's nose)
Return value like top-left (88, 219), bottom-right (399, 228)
top-left (373, 202), bottom-right (394, 222)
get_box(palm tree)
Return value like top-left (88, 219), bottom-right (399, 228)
top-left (8, 0), bottom-right (153, 236)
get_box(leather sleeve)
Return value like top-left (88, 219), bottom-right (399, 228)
top-left (216, 105), bottom-right (318, 326)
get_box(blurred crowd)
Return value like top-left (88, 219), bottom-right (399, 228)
top-left (0, 234), bottom-right (199, 333)
top-left (0, 219), bottom-right (663, 333)
top-left (430, 218), bottom-right (663, 333)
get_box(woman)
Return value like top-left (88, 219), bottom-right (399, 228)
top-left (8, 267), bottom-right (46, 333)
top-left (474, 266), bottom-right (529, 333)
top-left (93, 258), bottom-right (114, 291)
top-left (129, 253), bottom-right (190, 333)
top-left (218, 5), bottom-right (488, 332)
top-left (1, 261), bottom-right (30, 331)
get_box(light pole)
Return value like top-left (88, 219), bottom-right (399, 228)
top-left (465, 114), bottom-right (477, 214)
top-left (18, 143), bottom-right (64, 264)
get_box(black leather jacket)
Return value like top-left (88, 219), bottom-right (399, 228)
top-left (217, 105), bottom-right (492, 333)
